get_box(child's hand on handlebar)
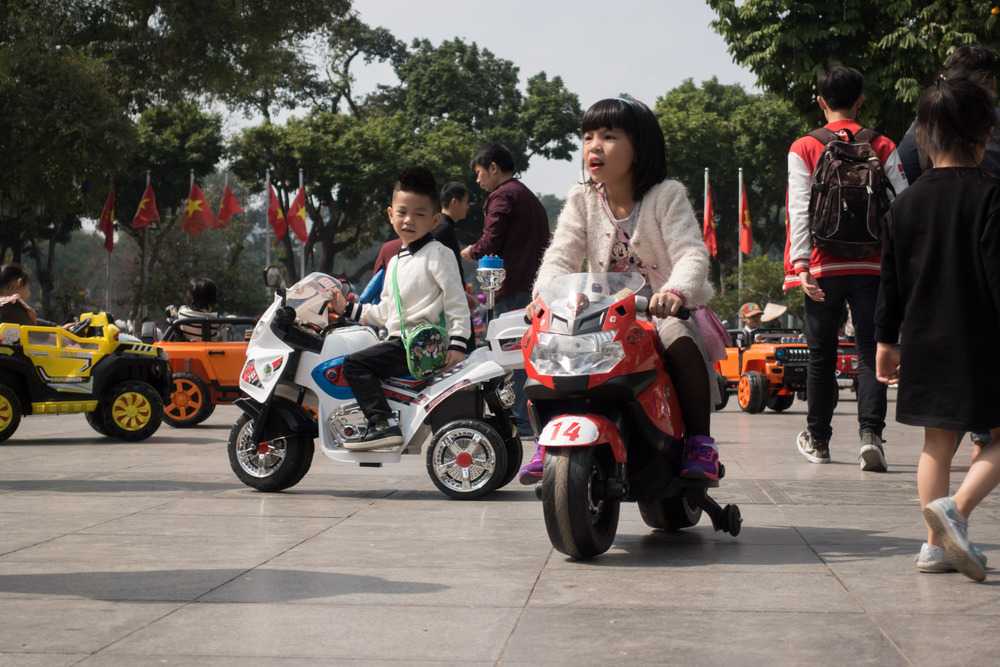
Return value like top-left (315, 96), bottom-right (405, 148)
top-left (329, 289), bottom-right (346, 315)
top-left (649, 291), bottom-right (683, 318)
top-left (445, 350), bottom-right (466, 368)
top-left (525, 297), bottom-right (539, 321)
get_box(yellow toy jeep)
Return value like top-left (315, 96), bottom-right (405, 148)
top-left (0, 312), bottom-right (172, 442)
top-left (715, 328), bottom-right (810, 413)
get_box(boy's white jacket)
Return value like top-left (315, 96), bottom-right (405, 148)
top-left (534, 180), bottom-right (714, 306)
top-left (346, 237), bottom-right (471, 352)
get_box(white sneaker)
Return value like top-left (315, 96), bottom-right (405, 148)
top-left (924, 497), bottom-right (986, 581)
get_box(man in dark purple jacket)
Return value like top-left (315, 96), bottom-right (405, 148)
top-left (461, 141), bottom-right (549, 437)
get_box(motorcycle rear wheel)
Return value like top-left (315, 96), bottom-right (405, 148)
top-left (228, 411), bottom-right (314, 492)
top-left (542, 446), bottom-right (620, 559)
top-left (426, 419), bottom-right (507, 499)
top-left (637, 496), bottom-right (703, 530)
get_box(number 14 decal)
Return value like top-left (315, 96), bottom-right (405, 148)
top-left (551, 420), bottom-right (582, 441)
top-left (542, 416), bottom-right (600, 446)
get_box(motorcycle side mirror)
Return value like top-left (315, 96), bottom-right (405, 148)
top-left (263, 265), bottom-right (285, 289)
top-left (262, 264), bottom-right (287, 306)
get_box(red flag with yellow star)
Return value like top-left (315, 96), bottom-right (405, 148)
top-left (740, 181), bottom-right (753, 255)
top-left (132, 184), bottom-right (159, 229)
top-left (99, 182), bottom-right (115, 252)
top-left (215, 184), bottom-right (244, 228)
top-left (702, 182), bottom-right (717, 259)
top-left (267, 184), bottom-right (287, 243)
top-left (287, 188), bottom-right (308, 242)
top-left (181, 182), bottom-right (215, 237)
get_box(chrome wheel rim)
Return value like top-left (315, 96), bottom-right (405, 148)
top-left (235, 419), bottom-right (288, 478)
top-left (430, 427), bottom-right (497, 493)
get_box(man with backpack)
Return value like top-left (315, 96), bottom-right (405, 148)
top-left (784, 66), bottom-right (908, 471)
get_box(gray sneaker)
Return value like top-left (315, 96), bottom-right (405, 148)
top-left (797, 431), bottom-right (830, 463)
top-left (916, 542), bottom-right (988, 573)
top-left (924, 497), bottom-right (986, 581)
top-left (859, 432), bottom-right (887, 472)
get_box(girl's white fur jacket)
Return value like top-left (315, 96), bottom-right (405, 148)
top-left (533, 180), bottom-right (714, 306)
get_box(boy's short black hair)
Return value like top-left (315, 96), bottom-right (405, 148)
top-left (817, 66), bottom-right (864, 111)
top-left (440, 181), bottom-right (469, 209)
top-left (946, 44), bottom-right (999, 89)
top-left (187, 276), bottom-right (217, 311)
top-left (469, 141), bottom-right (515, 174)
top-left (393, 166), bottom-right (440, 211)
top-left (581, 95), bottom-right (668, 202)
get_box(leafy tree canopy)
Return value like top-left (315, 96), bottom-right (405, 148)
top-left (655, 78), bottom-right (804, 275)
top-left (708, 0), bottom-right (1000, 141)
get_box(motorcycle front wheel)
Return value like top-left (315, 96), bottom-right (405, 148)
top-left (228, 411), bottom-right (314, 492)
top-left (541, 445), bottom-right (620, 559)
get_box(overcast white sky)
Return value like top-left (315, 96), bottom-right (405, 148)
top-left (351, 0), bottom-right (758, 195)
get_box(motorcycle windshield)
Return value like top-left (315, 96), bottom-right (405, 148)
top-left (539, 272), bottom-right (645, 320)
top-left (284, 272), bottom-right (343, 325)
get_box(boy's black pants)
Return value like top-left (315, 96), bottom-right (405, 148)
top-left (342, 337), bottom-right (409, 423)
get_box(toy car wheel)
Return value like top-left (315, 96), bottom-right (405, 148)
top-left (0, 383), bottom-right (21, 443)
top-left (85, 411), bottom-right (110, 437)
top-left (99, 381), bottom-right (163, 441)
top-left (637, 495), bottom-right (703, 531)
top-left (714, 372), bottom-right (729, 411)
top-left (163, 371), bottom-right (216, 428)
top-left (228, 410), bottom-right (314, 492)
top-left (426, 419), bottom-right (507, 500)
top-left (737, 371), bottom-right (769, 413)
top-left (766, 392), bottom-right (795, 412)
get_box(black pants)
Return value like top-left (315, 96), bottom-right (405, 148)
top-left (804, 274), bottom-right (886, 442)
top-left (342, 338), bottom-right (409, 423)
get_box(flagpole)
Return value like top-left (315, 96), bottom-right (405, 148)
top-left (704, 167), bottom-right (709, 279)
top-left (738, 167), bottom-right (744, 301)
top-left (106, 177), bottom-right (112, 312)
top-left (141, 171), bottom-right (149, 321)
top-left (265, 170), bottom-right (271, 268)
top-left (298, 168), bottom-right (305, 280)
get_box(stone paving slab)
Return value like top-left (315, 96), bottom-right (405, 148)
top-left (0, 396), bottom-right (997, 664)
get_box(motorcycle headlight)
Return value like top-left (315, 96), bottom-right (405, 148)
top-left (529, 330), bottom-right (624, 376)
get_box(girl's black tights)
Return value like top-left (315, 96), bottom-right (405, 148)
top-left (663, 337), bottom-right (711, 437)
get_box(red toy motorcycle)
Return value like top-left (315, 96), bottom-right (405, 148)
top-left (523, 272), bottom-right (742, 559)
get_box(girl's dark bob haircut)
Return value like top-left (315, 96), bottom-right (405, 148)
top-left (581, 95), bottom-right (668, 202)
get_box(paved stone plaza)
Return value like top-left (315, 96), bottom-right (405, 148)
top-left (1, 392), bottom-right (997, 665)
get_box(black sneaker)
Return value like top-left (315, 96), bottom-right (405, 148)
top-left (797, 430), bottom-right (830, 463)
top-left (345, 421), bottom-right (404, 451)
top-left (859, 432), bottom-right (887, 472)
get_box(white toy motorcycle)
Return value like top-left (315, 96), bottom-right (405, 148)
top-left (228, 267), bottom-right (527, 499)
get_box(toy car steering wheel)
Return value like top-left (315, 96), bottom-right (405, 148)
top-left (68, 317), bottom-right (92, 337)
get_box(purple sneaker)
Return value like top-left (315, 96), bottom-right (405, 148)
top-left (680, 435), bottom-right (719, 481)
top-left (517, 440), bottom-right (543, 485)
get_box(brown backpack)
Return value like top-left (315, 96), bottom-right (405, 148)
top-left (807, 127), bottom-right (896, 258)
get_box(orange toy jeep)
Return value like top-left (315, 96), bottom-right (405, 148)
top-left (715, 329), bottom-right (810, 413)
top-left (153, 315), bottom-right (258, 427)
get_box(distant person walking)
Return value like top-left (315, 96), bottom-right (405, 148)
top-left (876, 77), bottom-right (1000, 581)
top-left (784, 66), bottom-right (908, 471)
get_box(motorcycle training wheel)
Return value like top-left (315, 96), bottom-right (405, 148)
top-left (0, 382), bottom-right (21, 443)
top-left (541, 445), bottom-right (621, 559)
top-left (426, 419), bottom-right (507, 499)
top-left (163, 371), bottom-right (216, 427)
top-left (637, 496), bottom-right (703, 531)
top-left (99, 381), bottom-right (163, 441)
top-left (228, 411), bottom-right (314, 492)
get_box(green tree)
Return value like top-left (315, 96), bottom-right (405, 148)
top-left (708, 0), bottom-right (1000, 141)
top-left (0, 25), bottom-right (135, 315)
top-left (655, 78), bottom-right (804, 287)
top-left (229, 38), bottom-right (582, 281)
